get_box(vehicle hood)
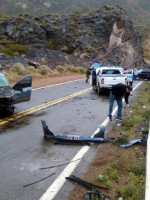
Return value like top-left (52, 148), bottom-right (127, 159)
top-left (0, 86), bottom-right (14, 99)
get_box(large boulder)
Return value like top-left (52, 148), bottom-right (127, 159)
top-left (107, 12), bottom-right (144, 69)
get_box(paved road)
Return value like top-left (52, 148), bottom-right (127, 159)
top-left (0, 79), bottom-right (141, 200)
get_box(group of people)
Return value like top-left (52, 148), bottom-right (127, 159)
top-left (85, 65), bottom-right (133, 121)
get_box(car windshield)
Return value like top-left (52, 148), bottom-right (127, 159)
top-left (0, 74), bottom-right (10, 87)
top-left (124, 69), bottom-right (133, 74)
top-left (102, 69), bottom-right (121, 74)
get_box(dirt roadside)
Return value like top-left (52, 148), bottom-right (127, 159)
top-left (10, 74), bottom-right (85, 88)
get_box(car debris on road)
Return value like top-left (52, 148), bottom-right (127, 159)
top-left (41, 120), bottom-right (114, 145)
top-left (66, 175), bottom-right (110, 200)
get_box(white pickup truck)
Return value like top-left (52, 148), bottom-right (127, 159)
top-left (91, 67), bottom-right (128, 94)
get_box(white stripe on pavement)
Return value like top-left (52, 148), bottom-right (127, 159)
top-left (33, 78), bottom-right (85, 91)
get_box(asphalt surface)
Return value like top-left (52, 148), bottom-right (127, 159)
top-left (0, 79), bottom-right (141, 200)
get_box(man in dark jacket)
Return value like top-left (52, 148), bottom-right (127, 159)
top-left (85, 68), bottom-right (91, 83)
top-left (108, 83), bottom-right (132, 121)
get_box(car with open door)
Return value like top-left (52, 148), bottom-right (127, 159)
top-left (0, 72), bottom-right (32, 114)
top-left (123, 69), bottom-right (134, 86)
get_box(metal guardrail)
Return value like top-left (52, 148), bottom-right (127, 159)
top-left (145, 114), bottom-right (150, 199)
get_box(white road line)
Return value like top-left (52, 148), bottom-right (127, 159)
top-left (33, 78), bottom-right (85, 91)
top-left (132, 81), bottom-right (143, 91)
top-left (39, 81), bottom-right (143, 200)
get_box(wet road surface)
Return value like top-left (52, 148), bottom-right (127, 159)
top-left (0, 79), bottom-right (141, 200)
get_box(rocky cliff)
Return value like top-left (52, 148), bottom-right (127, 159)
top-left (0, 5), bottom-right (148, 69)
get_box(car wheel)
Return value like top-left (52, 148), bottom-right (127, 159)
top-left (8, 106), bottom-right (15, 115)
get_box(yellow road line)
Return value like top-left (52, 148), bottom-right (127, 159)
top-left (0, 88), bottom-right (92, 126)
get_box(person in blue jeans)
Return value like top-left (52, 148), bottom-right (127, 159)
top-left (108, 83), bottom-right (132, 121)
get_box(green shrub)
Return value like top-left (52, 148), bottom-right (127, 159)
top-left (38, 65), bottom-right (49, 75)
top-left (55, 65), bottom-right (67, 73)
top-left (118, 173), bottom-right (145, 199)
top-left (0, 44), bottom-right (5, 52)
top-left (110, 170), bottom-right (119, 179)
top-left (76, 66), bottom-right (86, 74)
top-left (46, 40), bottom-right (54, 48)
top-left (55, 65), bottom-right (86, 74)
top-left (122, 117), bottom-right (134, 131)
top-left (132, 114), bottom-right (144, 123)
top-left (26, 66), bottom-right (38, 75)
top-left (115, 133), bottom-right (131, 145)
top-left (68, 66), bottom-right (79, 73)
top-left (106, 164), bottom-right (119, 180)
top-left (49, 69), bottom-right (60, 77)
top-left (142, 108), bottom-right (149, 120)
top-left (2, 44), bottom-right (29, 56)
top-left (61, 46), bottom-right (69, 52)
top-left (11, 63), bottom-right (26, 75)
top-left (98, 175), bottom-right (113, 189)
top-left (126, 162), bottom-right (144, 176)
top-left (3, 70), bottom-right (19, 81)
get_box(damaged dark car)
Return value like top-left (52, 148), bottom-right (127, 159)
top-left (0, 72), bottom-right (32, 115)
top-left (137, 69), bottom-right (150, 80)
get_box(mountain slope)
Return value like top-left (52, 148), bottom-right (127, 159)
top-left (0, 0), bottom-right (150, 38)
top-left (0, 5), bottom-right (145, 69)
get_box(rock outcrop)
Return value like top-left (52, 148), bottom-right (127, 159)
top-left (107, 12), bottom-right (143, 68)
top-left (0, 5), bottom-right (148, 69)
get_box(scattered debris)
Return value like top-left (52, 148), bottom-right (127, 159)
top-left (66, 175), bottom-right (109, 191)
top-left (117, 124), bottom-right (121, 127)
top-left (66, 175), bottom-right (110, 200)
top-left (120, 138), bottom-right (142, 148)
top-left (23, 172), bottom-right (55, 187)
top-left (39, 158), bottom-right (82, 170)
top-left (83, 190), bottom-right (110, 200)
top-left (142, 131), bottom-right (149, 146)
top-left (119, 130), bottom-right (149, 148)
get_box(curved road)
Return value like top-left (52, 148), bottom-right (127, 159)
top-left (0, 79), bottom-right (142, 200)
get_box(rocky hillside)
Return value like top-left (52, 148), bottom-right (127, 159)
top-left (0, 5), bottom-right (149, 69)
top-left (1, 0), bottom-right (150, 38)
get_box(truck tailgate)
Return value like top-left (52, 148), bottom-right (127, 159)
top-left (103, 76), bottom-right (126, 85)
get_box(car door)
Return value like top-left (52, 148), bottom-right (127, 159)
top-left (13, 75), bottom-right (32, 104)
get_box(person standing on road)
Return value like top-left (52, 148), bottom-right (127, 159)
top-left (108, 83), bottom-right (132, 121)
top-left (85, 68), bottom-right (91, 83)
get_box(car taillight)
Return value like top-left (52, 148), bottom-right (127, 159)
top-left (125, 78), bottom-right (127, 84)
top-left (101, 78), bottom-right (104, 84)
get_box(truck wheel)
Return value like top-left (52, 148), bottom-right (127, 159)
top-left (97, 84), bottom-right (101, 95)
top-left (129, 81), bottom-right (133, 86)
